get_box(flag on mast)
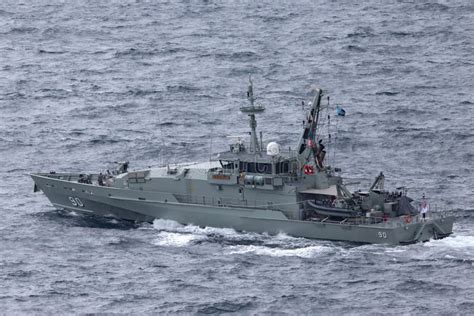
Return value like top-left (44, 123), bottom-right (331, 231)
top-left (336, 106), bottom-right (346, 117)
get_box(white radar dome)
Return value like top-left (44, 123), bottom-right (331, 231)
top-left (266, 142), bottom-right (281, 156)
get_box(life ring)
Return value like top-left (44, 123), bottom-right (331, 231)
top-left (404, 215), bottom-right (412, 224)
top-left (304, 165), bottom-right (314, 175)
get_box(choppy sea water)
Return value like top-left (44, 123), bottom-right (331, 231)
top-left (1, 0), bottom-right (473, 314)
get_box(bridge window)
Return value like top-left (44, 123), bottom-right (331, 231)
top-left (219, 160), bottom-right (235, 170)
top-left (239, 162), bottom-right (272, 174)
top-left (275, 161), bottom-right (290, 174)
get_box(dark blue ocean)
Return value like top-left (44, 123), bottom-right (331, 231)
top-left (1, 0), bottom-right (473, 314)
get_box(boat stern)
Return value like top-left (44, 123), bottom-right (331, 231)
top-left (398, 212), bottom-right (455, 245)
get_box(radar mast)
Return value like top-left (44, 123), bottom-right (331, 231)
top-left (240, 77), bottom-right (265, 153)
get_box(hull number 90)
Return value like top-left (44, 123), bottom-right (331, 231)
top-left (378, 231), bottom-right (387, 239)
top-left (68, 196), bottom-right (84, 207)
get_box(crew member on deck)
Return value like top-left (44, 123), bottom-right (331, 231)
top-left (420, 194), bottom-right (430, 221)
top-left (98, 173), bottom-right (104, 186)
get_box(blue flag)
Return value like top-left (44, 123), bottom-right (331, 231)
top-left (336, 106), bottom-right (346, 117)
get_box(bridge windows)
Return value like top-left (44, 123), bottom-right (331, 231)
top-left (237, 160), bottom-right (292, 175)
top-left (275, 161), bottom-right (290, 174)
top-left (219, 160), bottom-right (235, 170)
top-left (239, 162), bottom-right (272, 174)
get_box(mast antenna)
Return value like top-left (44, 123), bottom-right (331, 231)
top-left (240, 76), bottom-right (265, 153)
top-left (209, 98), bottom-right (216, 165)
top-left (327, 96), bottom-right (331, 166)
top-left (155, 109), bottom-right (168, 167)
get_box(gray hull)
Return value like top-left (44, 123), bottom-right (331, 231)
top-left (32, 174), bottom-right (454, 245)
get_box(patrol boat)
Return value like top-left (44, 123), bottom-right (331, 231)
top-left (31, 79), bottom-right (455, 245)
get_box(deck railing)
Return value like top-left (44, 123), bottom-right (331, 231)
top-left (346, 209), bottom-right (455, 227)
top-left (173, 193), bottom-right (279, 210)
